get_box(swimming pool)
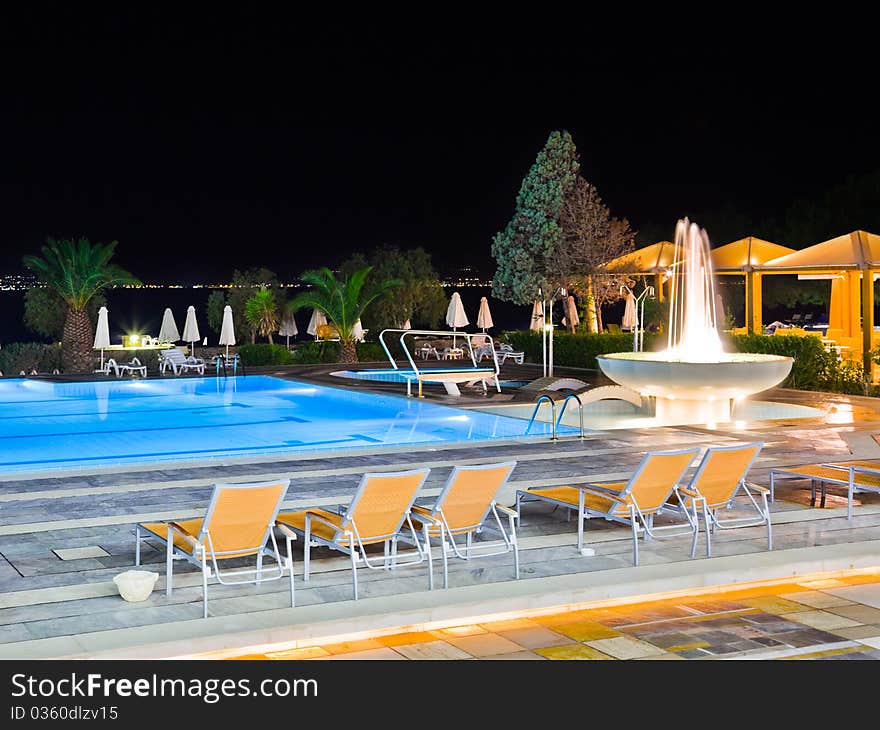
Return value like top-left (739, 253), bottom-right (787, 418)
top-left (0, 376), bottom-right (567, 473)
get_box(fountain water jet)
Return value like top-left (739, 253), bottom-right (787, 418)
top-left (597, 218), bottom-right (792, 424)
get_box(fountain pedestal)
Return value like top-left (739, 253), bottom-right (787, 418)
top-left (597, 352), bottom-right (793, 425)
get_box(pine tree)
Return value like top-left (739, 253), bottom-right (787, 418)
top-left (491, 130), bottom-right (580, 305)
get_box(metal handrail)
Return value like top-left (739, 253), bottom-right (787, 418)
top-left (525, 394), bottom-right (557, 441)
top-left (556, 393), bottom-right (586, 439)
top-left (378, 329), bottom-right (501, 380)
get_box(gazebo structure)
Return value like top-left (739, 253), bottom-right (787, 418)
top-left (602, 240), bottom-right (682, 302)
top-left (757, 230), bottom-right (880, 372)
top-left (711, 236), bottom-right (796, 334)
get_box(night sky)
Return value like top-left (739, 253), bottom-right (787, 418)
top-left (2, 11), bottom-right (878, 281)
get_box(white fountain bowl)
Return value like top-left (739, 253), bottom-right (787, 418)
top-left (596, 351), bottom-right (793, 402)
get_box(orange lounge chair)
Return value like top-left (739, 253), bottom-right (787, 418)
top-left (515, 448), bottom-right (699, 565)
top-left (668, 442), bottom-right (770, 556)
top-left (409, 461), bottom-right (518, 589)
top-left (275, 468), bottom-right (430, 600)
top-left (135, 479), bottom-right (292, 618)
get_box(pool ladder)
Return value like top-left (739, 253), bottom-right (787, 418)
top-left (525, 393), bottom-right (586, 441)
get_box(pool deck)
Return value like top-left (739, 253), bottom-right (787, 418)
top-left (2, 361), bottom-right (880, 659)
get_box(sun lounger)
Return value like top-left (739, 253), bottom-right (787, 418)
top-left (667, 442), bottom-right (770, 556)
top-left (159, 347), bottom-right (205, 375)
top-left (516, 447), bottom-right (700, 564)
top-left (275, 468), bottom-right (431, 600)
top-left (409, 461), bottom-right (518, 589)
top-left (135, 479), bottom-right (293, 618)
top-left (769, 459), bottom-right (880, 520)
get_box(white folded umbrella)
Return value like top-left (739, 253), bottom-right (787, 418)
top-left (219, 305), bottom-right (236, 358)
top-left (158, 308), bottom-right (181, 343)
top-left (93, 306), bottom-right (110, 370)
top-left (352, 319), bottom-right (365, 342)
top-left (476, 296), bottom-right (493, 332)
top-left (446, 291), bottom-right (468, 346)
top-left (561, 295), bottom-right (580, 331)
top-left (182, 305), bottom-right (201, 356)
top-left (622, 292), bottom-right (637, 330)
top-left (307, 309), bottom-right (327, 338)
top-left (529, 300), bottom-right (544, 331)
top-left (278, 314), bottom-right (298, 348)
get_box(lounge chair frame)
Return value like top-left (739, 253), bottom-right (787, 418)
top-left (413, 461), bottom-right (519, 589)
top-left (671, 442), bottom-right (771, 557)
top-left (276, 468), bottom-right (431, 600)
top-left (515, 448), bottom-right (700, 565)
top-left (769, 460), bottom-right (880, 521)
top-left (135, 479), bottom-right (293, 618)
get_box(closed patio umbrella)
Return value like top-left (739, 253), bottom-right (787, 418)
top-left (400, 318), bottom-right (412, 330)
top-left (93, 305), bottom-right (110, 370)
top-left (561, 295), bottom-right (579, 333)
top-left (529, 300), bottom-right (544, 331)
top-left (476, 296), bottom-right (494, 332)
top-left (622, 291), bottom-right (637, 330)
top-left (307, 308), bottom-right (327, 338)
top-left (352, 319), bottom-right (365, 342)
top-left (278, 313), bottom-right (298, 348)
top-left (158, 308), bottom-right (180, 344)
top-left (446, 291), bottom-right (468, 346)
top-left (182, 305), bottom-right (201, 356)
top-left (219, 305), bottom-right (235, 359)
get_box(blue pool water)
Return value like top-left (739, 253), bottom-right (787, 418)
top-left (0, 376), bottom-right (566, 473)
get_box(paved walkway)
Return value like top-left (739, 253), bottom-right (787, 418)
top-left (230, 573), bottom-right (880, 660)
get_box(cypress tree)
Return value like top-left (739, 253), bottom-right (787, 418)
top-left (491, 130), bottom-right (580, 304)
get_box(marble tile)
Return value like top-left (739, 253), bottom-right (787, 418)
top-left (320, 639), bottom-right (385, 655)
top-left (445, 633), bottom-right (523, 657)
top-left (826, 605), bottom-right (880, 624)
top-left (779, 591), bottom-right (855, 609)
top-left (310, 647), bottom-right (406, 660)
top-left (478, 651), bottom-right (546, 660)
top-left (828, 625), bottom-right (880, 640)
top-left (535, 644), bottom-right (613, 660)
top-left (434, 624), bottom-right (487, 638)
top-left (781, 610), bottom-right (862, 631)
top-left (376, 631), bottom-right (439, 647)
top-left (264, 646), bottom-right (330, 660)
top-left (586, 636), bottom-right (666, 659)
top-left (856, 636), bottom-right (880, 650)
top-left (393, 641), bottom-right (472, 660)
top-left (548, 621), bottom-right (621, 642)
top-left (741, 596), bottom-right (814, 614)
top-left (497, 626), bottom-right (573, 650)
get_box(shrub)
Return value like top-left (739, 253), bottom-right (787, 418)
top-left (0, 342), bottom-right (63, 375)
top-left (503, 331), bottom-right (661, 369)
top-left (238, 343), bottom-right (293, 366)
top-left (726, 334), bottom-right (838, 391)
top-left (290, 341), bottom-right (391, 365)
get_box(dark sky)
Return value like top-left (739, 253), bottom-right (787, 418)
top-left (2, 11), bottom-right (878, 281)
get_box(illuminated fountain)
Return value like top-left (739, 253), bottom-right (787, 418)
top-left (597, 218), bottom-right (792, 424)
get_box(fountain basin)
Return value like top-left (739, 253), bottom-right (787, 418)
top-left (597, 352), bottom-right (793, 423)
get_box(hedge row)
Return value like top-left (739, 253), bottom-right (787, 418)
top-left (502, 331), bottom-right (662, 370)
top-left (0, 343), bottom-right (63, 375)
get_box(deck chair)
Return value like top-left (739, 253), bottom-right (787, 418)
top-left (158, 348), bottom-right (205, 375)
top-left (769, 460), bottom-right (880, 521)
top-left (409, 461), bottom-right (518, 589)
top-left (135, 479), bottom-right (292, 618)
top-left (275, 468), bottom-right (430, 600)
top-left (516, 448), bottom-right (699, 565)
top-left (668, 442), bottom-right (770, 557)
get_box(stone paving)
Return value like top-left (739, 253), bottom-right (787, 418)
top-left (230, 573), bottom-right (880, 660)
top-left (2, 364), bottom-right (880, 657)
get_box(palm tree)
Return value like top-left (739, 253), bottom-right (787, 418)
top-left (244, 286), bottom-right (279, 344)
top-left (23, 238), bottom-right (139, 373)
top-left (287, 267), bottom-right (399, 363)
